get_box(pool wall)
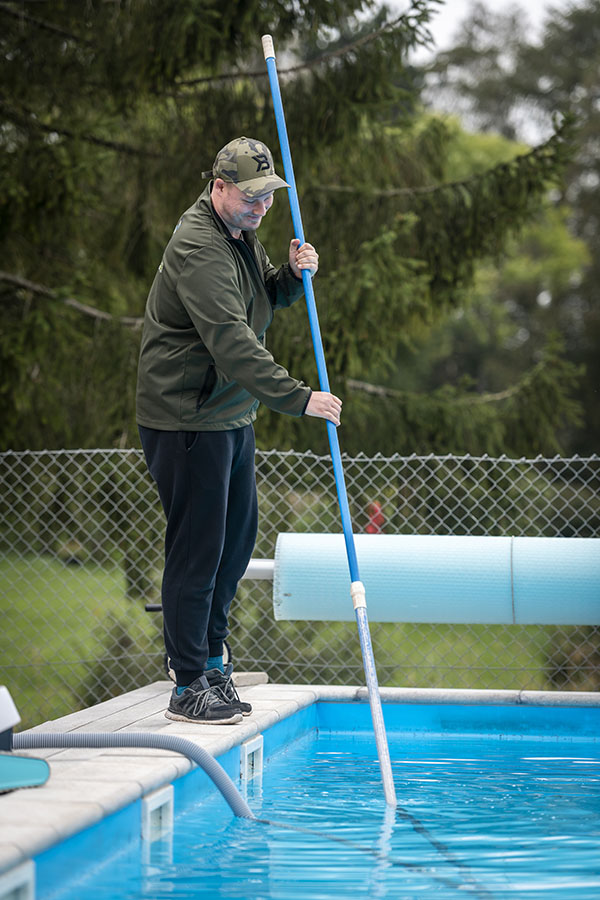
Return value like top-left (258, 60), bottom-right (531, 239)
top-left (1, 681), bottom-right (599, 899)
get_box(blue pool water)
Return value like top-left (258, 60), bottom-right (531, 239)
top-left (39, 703), bottom-right (600, 900)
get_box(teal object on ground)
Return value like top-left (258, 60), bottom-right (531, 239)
top-left (273, 533), bottom-right (600, 624)
top-left (0, 754), bottom-right (50, 791)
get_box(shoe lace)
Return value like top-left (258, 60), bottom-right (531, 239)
top-left (211, 672), bottom-right (241, 705)
top-left (187, 684), bottom-right (221, 717)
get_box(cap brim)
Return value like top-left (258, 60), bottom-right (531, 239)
top-left (236, 173), bottom-right (290, 197)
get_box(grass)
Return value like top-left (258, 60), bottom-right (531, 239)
top-left (1, 554), bottom-right (163, 729)
top-left (2, 554), bottom-right (563, 730)
top-left (229, 581), bottom-right (556, 691)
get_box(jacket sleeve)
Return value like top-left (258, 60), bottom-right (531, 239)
top-left (176, 245), bottom-right (310, 416)
top-left (261, 250), bottom-right (306, 310)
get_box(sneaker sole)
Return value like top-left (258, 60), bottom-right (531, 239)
top-left (164, 710), bottom-right (243, 725)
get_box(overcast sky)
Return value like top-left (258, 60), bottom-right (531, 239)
top-left (408, 0), bottom-right (573, 58)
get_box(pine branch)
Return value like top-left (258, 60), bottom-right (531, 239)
top-left (347, 378), bottom-right (518, 405)
top-left (317, 115), bottom-right (574, 199)
top-left (0, 1), bottom-right (90, 44)
top-left (0, 271), bottom-right (143, 329)
top-left (0, 99), bottom-right (163, 158)
top-left (175, 2), bottom-right (436, 88)
top-left (386, 113), bottom-right (577, 299)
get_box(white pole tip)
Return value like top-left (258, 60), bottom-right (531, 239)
top-left (262, 34), bottom-right (275, 60)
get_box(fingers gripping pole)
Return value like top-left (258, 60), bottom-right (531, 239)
top-left (262, 35), bottom-right (396, 808)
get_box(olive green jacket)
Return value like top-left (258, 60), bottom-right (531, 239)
top-left (136, 185), bottom-right (311, 431)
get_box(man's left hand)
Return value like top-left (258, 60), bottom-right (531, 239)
top-left (289, 239), bottom-right (319, 279)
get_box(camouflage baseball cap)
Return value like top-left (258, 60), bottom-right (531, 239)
top-left (202, 136), bottom-right (289, 197)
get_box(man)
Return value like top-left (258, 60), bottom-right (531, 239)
top-left (136, 136), bottom-right (342, 725)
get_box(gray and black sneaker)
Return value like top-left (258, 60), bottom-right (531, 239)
top-left (165, 675), bottom-right (243, 724)
top-left (205, 664), bottom-right (252, 716)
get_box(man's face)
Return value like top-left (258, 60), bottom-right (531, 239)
top-left (213, 180), bottom-right (274, 236)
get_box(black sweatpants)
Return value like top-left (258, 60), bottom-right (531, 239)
top-left (139, 425), bottom-right (258, 686)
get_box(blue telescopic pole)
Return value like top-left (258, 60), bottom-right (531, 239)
top-left (262, 34), bottom-right (396, 808)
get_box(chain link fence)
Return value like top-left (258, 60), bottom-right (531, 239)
top-left (1, 449), bottom-right (599, 728)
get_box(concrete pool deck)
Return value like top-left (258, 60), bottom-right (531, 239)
top-left (2, 679), bottom-right (599, 879)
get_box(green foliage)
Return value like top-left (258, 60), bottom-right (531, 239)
top-left (0, 553), bottom-right (163, 728)
top-left (80, 614), bottom-right (163, 709)
top-left (409, 116), bottom-right (576, 297)
top-left (325, 336), bottom-right (582, 458)
top-left (228, 585), bottom-right (566, 692)
top-left (0, 300), bottom-right (141, 450)
top-left (425, 0), bottom-right (600, 455)
top-left (545, 627), bottom-right (600, 692)
top-left (0, 0), bottom-right (582, 456)
top-left (412, 0), bottom-right (600, 684)
top-left (258, 114), bottom-right (585, 455)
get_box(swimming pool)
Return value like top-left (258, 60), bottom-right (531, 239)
top-left (29, 697), bottom-right (600, 900)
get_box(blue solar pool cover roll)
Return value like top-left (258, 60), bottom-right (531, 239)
top-left (274, 533), bottom-right (600, 624)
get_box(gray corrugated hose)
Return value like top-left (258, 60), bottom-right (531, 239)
top-left (13, 731), bottom-right (254, 819)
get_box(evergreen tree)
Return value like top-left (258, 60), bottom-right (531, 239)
top-left (0, 0), bottom-right (580, 454)
top-left (424, 0), bottom-right (600, 454)
top-left (341, 117), bottom-right (589, 457)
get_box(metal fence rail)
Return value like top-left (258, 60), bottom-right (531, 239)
top-left (1, 449), bottom-right (599, 728)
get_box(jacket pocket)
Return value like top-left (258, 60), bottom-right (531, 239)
top-left (196, 364), bottom-right (217, 410)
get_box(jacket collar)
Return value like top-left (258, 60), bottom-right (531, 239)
top-left (197, 182), bottom-right (259, 252)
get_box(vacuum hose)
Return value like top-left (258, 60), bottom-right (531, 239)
top-left (13, 731), bottom-right (254, 819)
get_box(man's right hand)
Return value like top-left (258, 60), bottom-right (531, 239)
top-left (305, 391), bottom-right (342, 426)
